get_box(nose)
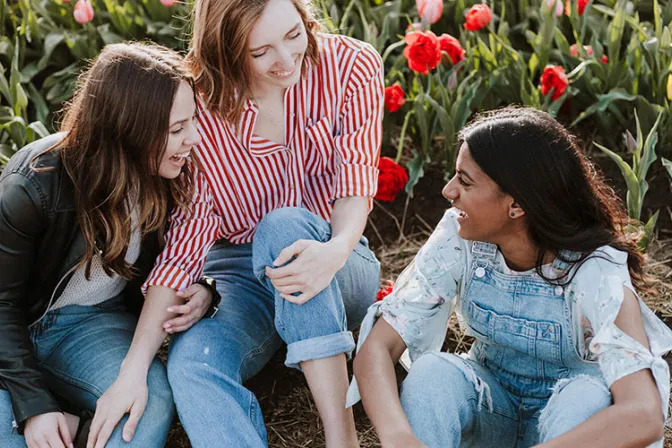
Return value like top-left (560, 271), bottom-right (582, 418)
top-left (442, 176), bottom-right (458, 201)
top-left (185, 119), bottom-right (201, 147)
top-left (276, 46), bottom-right (295, 70)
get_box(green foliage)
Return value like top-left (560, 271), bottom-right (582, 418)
top-left (593, 111), bottom-right (663, 249)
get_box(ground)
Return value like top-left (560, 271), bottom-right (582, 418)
top-left (165, 150), bottom-right (672, 447)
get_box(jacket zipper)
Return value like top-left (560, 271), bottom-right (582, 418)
top-left (28, 263), bottom-right (78, 328)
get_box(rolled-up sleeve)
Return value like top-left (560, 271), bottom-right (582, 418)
top-left (143, 167), bottom-right (223, 293)
top-left (332, 43), bottom-right (384, 203)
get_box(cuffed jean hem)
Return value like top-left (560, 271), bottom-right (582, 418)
top-left (285, 331), bottom-right (356, 370)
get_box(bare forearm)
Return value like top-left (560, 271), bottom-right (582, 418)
top-left (354, 320), bottom-right (413, 444)
top-left (121, 285), bottom-right (181, 373)
top-left (329, 196), bottom-right (369, 256)
top-left (535, 404), bottom-right (663, 448)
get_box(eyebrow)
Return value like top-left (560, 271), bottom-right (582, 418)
top-left (457, 168), bottom-right (475, 183)
top-left (249, 22), bottom-right (301, 52)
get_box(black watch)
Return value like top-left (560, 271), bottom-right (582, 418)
top-left (196, 276), bottom-right (221, 318)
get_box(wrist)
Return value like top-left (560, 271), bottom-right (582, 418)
top-left (119, 357), bottom-right (150, 377)
top-left (196, 276), bottom-right (220, 318)
top-left (325, 237), bottom-right (353, 267)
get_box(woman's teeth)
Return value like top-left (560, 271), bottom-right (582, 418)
top-left (170, 152), bottom-right (190, 162)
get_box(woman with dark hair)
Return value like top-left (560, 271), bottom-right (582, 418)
top-left (351, 107), bottom-right (672, 448)
top-left (0, 42), bottom-right (218, 447)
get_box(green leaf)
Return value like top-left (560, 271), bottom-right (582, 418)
top-left (37, 33), bottom-right (65, 71)
top-left (404, 151), bottom-right (427, 197)
top-left (593, 142), bottom-right (641, 220)
top-left (570, 89), bottom-right (637, 127)
top-left (607, 0), bottom-right (627, 64)
top-left (639, 111), bottom-right (663, 182)
top-left (639, 210), bottom-right (659, 252)
top-left (0, 63), bottom-right (11, 106)
top-left (662, 158), bottom-right (672, 181)
top-left (26, 121), bottom-right (50, 143)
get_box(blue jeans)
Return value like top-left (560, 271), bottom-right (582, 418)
top-left (400, 353), bottom-right (611, 448)
top-left (167, 207), bottom-right (380, 447)
top-left (0, 295), bottom-right (174, 447)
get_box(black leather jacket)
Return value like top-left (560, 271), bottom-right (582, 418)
top-left (0, 134), bottom-right (161, 429)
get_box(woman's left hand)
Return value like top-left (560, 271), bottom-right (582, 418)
top-left (163, 283), bottom-right (212, 333)
top-left (265, 239), bottom-right (348, 305)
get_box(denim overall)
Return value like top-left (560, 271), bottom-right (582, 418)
top-left (400, 242), bottom-right (611, 447)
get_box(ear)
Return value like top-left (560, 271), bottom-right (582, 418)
top-left (508, 201), bottom-right (525, 219)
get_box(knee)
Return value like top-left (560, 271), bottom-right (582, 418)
top-left (401, 354), bottom-right (471, 419)
top-left (253, 208), bottom-right (326, 258)
top-left (539, 375), bottom-right (612, 442)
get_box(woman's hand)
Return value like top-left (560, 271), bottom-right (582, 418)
top-left (163, 283), bottom-right (213, 333)
top-left (265, 239), bottom-right (349, 305)
top-left (24, 412), bottom-right (73, 448)
top-left (87, 366), bottom-right (148, 448)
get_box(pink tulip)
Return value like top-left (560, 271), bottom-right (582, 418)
top-left (546, 0), bottom-right (563, 16)
top-left (73, 0), bottom-right (94, 24)
top-left (416, 0), bottom-right (443, 25)
top-left (160, 0), bottom-right (177, 6)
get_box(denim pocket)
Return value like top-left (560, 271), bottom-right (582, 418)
top-left (468, 301), bottom-right (563, 365)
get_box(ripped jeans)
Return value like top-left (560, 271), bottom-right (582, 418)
top-left (400, 352), bottom-right (612, 448)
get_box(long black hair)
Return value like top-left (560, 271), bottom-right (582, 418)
top-left (460, 106), bottom-right (648, 289)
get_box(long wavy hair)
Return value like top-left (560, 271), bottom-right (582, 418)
top-left (38, 42), bottom-right (196, 280)
top-left (187, 0), bottom-right (321, 125)
top-left (460, 106), bottom-right (649, 290)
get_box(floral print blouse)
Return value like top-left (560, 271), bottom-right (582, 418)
top-left (348, 209), bottom-right (672, 440)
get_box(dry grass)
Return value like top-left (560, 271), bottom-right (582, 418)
top-left (166, 235), bottom-right (672, 447)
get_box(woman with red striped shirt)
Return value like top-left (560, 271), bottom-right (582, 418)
top-left (88, 0), bottom-right (384, 446)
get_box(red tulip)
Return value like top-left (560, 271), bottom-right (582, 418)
top-left (384, 84), bottom-right (406, 113)
top-left (601, 55), bottom-right (608, 64)
top-left (540, 65), bottom-right (569, 101)
top-left (464, 4), bottom-right (492, 31)
top-left (376, 281), bottom-right (395, 301)
top-left (402, 31), bottom-right (442, 75)
top-left (437, 33), bottom-right (465, 66)
top-left (375, 157), bottom-right (409, 202)
top-left (569, 44), bottom-right (593, 58)
top-left (565, 0), bottom-right (589, 15)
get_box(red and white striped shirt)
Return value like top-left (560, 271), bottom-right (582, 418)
top-left (144, 34), bottom-right (384, 292)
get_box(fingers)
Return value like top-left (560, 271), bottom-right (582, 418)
top-left (87, 409), bottom-right (122, 448)
top-left (281, 291), bottom-right (315, 305)
top-left (272, 240), bottom-right (310, 267)
top-left (175, 284), bottom-right (201, 299)
top-left (57, 414), bottom-right (74, 448)
top-left (163, 314), bottom-right (197, 333)
top-left (166, 303), bottom-right (193, 316)
top-left (273, 283), bottom-right (303, 296)
top-left (122, 400), bottom-right (146, 443)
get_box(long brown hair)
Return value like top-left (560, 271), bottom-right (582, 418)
top-left (44, 42), bottom-right (195, 280)
top-left (460, 106), bottom-right (650, 290)
top-left (187, 0), bottom-right (320, 125)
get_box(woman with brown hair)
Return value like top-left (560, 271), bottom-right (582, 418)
top-left (88, 0), bottom-right (384, 446)
top-left (0, 42), bottom-right (218, 447)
